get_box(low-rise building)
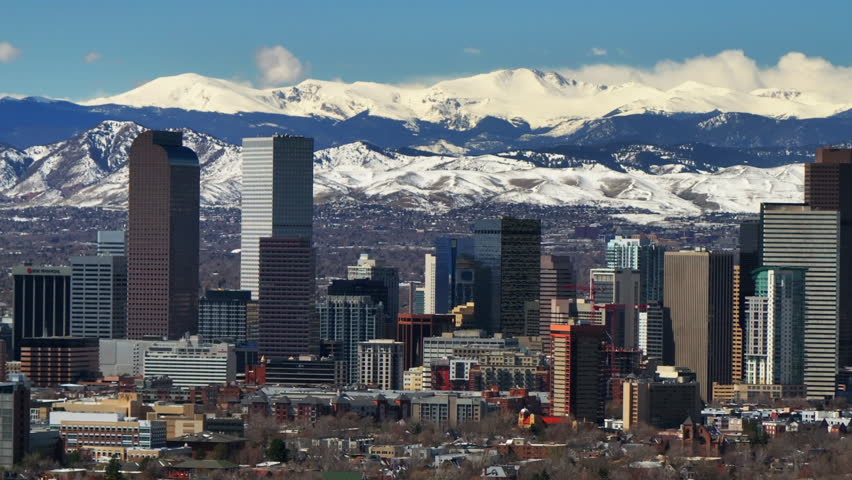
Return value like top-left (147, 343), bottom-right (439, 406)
top-left (411, 394), bottom-right (484, 428)
top-left (143, 336), bottom-right (235, 387)
top-left (623, 367), bottom-right (702, 430)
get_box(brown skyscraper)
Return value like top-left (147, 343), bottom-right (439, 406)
top-left (258, 237), bottom-right (318, 359)
top-left (127, 131), bottom-right (200, 339)
top-left (539, 255), bottom-right (575, 350)
top-left (664, 250), bottom-right (734, 402)
top-left (550, 324), bottom-right (607, 423)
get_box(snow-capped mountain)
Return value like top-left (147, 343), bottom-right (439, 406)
top-left (0, 121), bottom-right (804, 216)
top-left (83, 69), bottom-right (851, 131)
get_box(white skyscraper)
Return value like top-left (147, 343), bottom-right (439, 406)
top-left (424, 254), bottom-right (437, 314)
top-left (240, 135), bottom-right (314, 299)
top-left (96, 231), bottom-right (126, 256)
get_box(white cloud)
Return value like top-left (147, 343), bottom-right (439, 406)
top-left (255, 45), bottom-right (307, 87)
top-left (591, 47), bottom-right (607, 56)
top-left (0, 41), bottom-right (21, 63)
top-left (556, 50), bottom-right (852, 102)
top-left (84, 51), bottom-right (102, 63)
top-left (463, 47), bottom-right (481, 56)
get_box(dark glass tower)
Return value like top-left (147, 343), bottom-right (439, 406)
top-left (127, 130), bottom-right (200, 339)
top-left (12, 266), bottom-right (71, 360)
top-left (473, 217), bottom-right (541, 336)
top-left (434, 237), bottom-right (474, 313)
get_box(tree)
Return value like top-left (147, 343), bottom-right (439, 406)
top-left (105, 455), bottom-right (123, 480)
top-left (266, 438), bottom-right (289, 463)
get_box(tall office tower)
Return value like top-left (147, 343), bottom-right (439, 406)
top-left (638, 304), bottom-right (665, 361)
top-left (473, 217), bottom-right (541, 336)
top-left (664, 250), bottom-right (734, 401)
top-left (760, 203), bottom-right (843, 398)
top-left (732, 221), bottom-right (760, 382)
top-left (258, 237), bottom-right (317, 359)
top-left (70, 255), bottom-right (127, 339)
top-left (434, 237), bottom-right (475, 313)
top-left (744, 267), bottom-right (805, 385)
top-left (423, 254), bottom-right (437, 314)
top-left (12, 265), bottom-right (71, 360)
top-left (414, 289), bottom-right (426, 314)
top-left (539, 255), bottom-right (575, 351)
top-left (319, 295), bottom-right (383, 384)
top-left (550, 324), bottom-right (607, 423)
top-left (358, 340), bottom-right (404, 390)
top-left (589, 268), bottom-right (641, 348)
top-left (0, 380), bottom-right (29, 467)
top-left (97, 230), bottom-right (126, 256)
top-left (199, 290), bottom-right (252, 343)
top-left (606, 235), bottom-right (665, 304)
top-left (347, 254), bottom-right (399, 337)
top-left (127, 130), bottom-right (199, 340)
top-left (240, 135), bottom-right (314, 300)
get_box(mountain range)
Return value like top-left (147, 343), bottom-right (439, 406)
top-left (0, 121), bottom-right (804, 217)
top-left (3, 69), bottom-right (852, 154)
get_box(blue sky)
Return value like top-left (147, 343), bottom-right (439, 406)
top-left (3, 1), bottom-right (852, 100)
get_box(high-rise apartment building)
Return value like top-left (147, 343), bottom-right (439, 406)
top-left (589, 268), bottom-right (641, 348)
top-left (423, 254), bottom-right (437, 314)
top-left (127, 130), bottom-right (199, 339)
top-left (0, 380), bottom-right (30, 467)
top-left (358, 339), bottom-right (404, 390)
top-left (199, 290), bottom-right (252, 343)
top-left (240, 135), bottom-right (314, 299)
top-left (347, 254), bottom-right (399, 337)
top-left (258, 237), bottom-right (317, 359)
top-left (319, 295), bottom-right (384, 384)
top-left (97, 230), bottom-right (126, 256)
top-left (474, 217), bottom-right (541, 335)
top-left (638, 304), bottom-right (665, 361)
top-left (539, 255), bottom-right (575, 350)
top-left (760, 203), bottom-right (843, 398)
top-left (12, 265), bottom-right (71, 360)
top-left (664, 250), bottom-right (734, 402)
top-left (744, 267), bottom-right (805, 386)
top-left (550, 324), bottom-right (607, 423)
top-left (606, 235), bottom-right (665, 304)
top-left (70, 255), bottom-right (127, 339)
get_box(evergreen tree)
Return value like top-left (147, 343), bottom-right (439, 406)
top-left (266, 438), bottom-right (289, 463)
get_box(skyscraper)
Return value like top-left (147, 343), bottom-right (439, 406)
top-left (12, 265), bottom-right (71, 360)
top-left (744, 267), bottom-right (805, 386)
top-left (319, 295), bottom-right (383, 384)
top-left (423, 254), bottom-right (437, 314)
top-left (347, 254), bottom-right (399, 337)
top-left (732, 220), bottom-right (760, 382)
top-left (127, 130), bottom-right (199, 340)
top-left (539, 255), bottom-right (575, 349)
top-left (240, 135), bottom-right (314, 299)
top-left (258, 237), bottom-right (317, 359)
top-left (606, 235), bottom-right (665, 304)
top-left (70, 255), bottom-right (127, 339)
top-left (760, 203), bottom-right (843, 398)
top-left (589, 267), bottom-right (641, 348)
top-left (0, 380), bottom-right (29, 467)
top-left (474, 217), bottom-right (541, 336)
top-left (550, 324), bottom-right (607, 422)
top-left (664, 250), bottom-right (734, 401)
top-left (199, 290), bottom-right (252, 343)
top-left (358, 340), bottom-right (404, 390)
top-left (434, 237), bottom-right (475, 313)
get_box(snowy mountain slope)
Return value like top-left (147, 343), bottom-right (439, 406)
top-left (83, 69), bottom-right (852, 130)
top-left (0, 121), bottom-right (804, 216)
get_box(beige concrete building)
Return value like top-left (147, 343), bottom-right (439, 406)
top-left (623, 368), bottom-right (701, 430)
top-left (664, 250), bottom-right (734, 402)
